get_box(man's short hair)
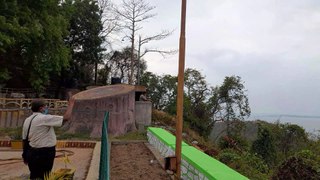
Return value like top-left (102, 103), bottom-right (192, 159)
top-left (31, 100), bottom-right (46, 112)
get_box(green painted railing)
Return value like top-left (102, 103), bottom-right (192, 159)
top-left (147, 127), bottom-right (248, 180)
top-left (99, 112), bottom-right (110, 180)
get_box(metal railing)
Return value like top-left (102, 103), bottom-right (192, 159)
top-left (0, 108), bottom-right (66, 128)
top-left (0, 87), bottom-right (60, 99)
top-left (0, 98), bottom-right (68, 109)
top-left (99, 112), bottom-right (110, 180)
top-left (0, 109), bottom-right (30, 128)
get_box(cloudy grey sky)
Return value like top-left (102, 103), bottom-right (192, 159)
top-left (115, 0), bottom-right (320, 119)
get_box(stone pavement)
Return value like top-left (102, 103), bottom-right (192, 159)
top-left (0, 147), bottom-right (94, 180)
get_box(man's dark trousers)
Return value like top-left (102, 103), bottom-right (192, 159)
top-left (27, 146), bottom-right (56, 179)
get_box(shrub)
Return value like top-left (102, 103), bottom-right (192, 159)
top-left (272, 150), bottom-right (320, 180)
top-left (0, 127), bottom-right (22, 140)
top-left (152, 109), bottom-right (175, 126)
top-left (218, 135), bottom-right (249, 151)
top-left (251, 125), bottom-right (276, 167)
top-left (217, 149), bottom-right (241, 164)
top-left (217, 149), bottom-right (269, 180)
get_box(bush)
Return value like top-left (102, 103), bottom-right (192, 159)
top-left (0, 127), bottom-right (22, 140)
top-left (218, 135), bottom-right (249, 151)
top-left (217, 149), bottom-right (241, 164)
top-left (272, 156), bottom-right (320, 180)
top-left (251, 125), bottom-right (276, 167)
top-left (152, 109), bottom-right (175, 126)
top-left (242, 153), bottom-right (269, 174)
top-left (217, 149), bottom-right (269, 180)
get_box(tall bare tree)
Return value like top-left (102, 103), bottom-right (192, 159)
top-left (98, 0), bottom-right (120, 46)
top-left (115, 0), bottom-right (175, 84)
top-left (136, 30), bottom-right (176, 84)
top-left (114, 0), bottom-right (155, 84)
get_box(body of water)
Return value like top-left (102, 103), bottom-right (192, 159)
top-left (250, 114), bottom-right (320, 134)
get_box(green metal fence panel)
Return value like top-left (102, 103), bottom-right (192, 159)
top-left (99, 112), bottom-right (110, 180)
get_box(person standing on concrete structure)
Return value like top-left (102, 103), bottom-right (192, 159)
top-left (22, 100), bottom-right (71, 179)
top-left (139, 92), bottom-right (148, 101)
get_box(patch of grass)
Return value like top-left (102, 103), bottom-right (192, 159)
top-left (55, 127), bottom-right (98, 140)
top-left (112, 131), bottom-right (147, 141)
top-left (0, 127), bottom-right (99, 141)
top-left (56, 132), bottom-right (95, 140)
top-left (0, 127), bottom-right (22, 140)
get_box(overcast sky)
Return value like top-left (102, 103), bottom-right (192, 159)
top-left (117, 0), bottom-right (320, 117)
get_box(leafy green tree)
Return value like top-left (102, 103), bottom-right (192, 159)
top-left (0, 0), bottom-right (70, 91)
top-left (107, 47), bottom-right (133, 83)
top-left (107, 47), bottom-right (146, 84)
top-left (63, 0), bottom-right (105, 87)
top-left (140, 72), bottom-right (177, 111)
top-left (251, 124), bottom-right (276, 167)
top-left (157, 74), bottom-right (177, 112)
top-left (184, 68), bottom-right (209, 105)
top-left (208, 76), bottom-right (251, 135)
top-left (277, 123), bottom-right (308, 158)
top-left (96, 66), bottom-right (110, 85)
top-left (183, 68), bottom-right (213, 137)
top-left (140, 71), bottom-right (161, 107)
top-left (184, 98), bottom-right (213, 137)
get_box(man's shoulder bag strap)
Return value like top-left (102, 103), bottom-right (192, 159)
top-left (26, 114), bottom-right (38, 141)
top-left (22, 114), bottom-right (38, 164)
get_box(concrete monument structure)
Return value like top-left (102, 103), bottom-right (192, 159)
top-left (66, 84), bottom-right (137, 137)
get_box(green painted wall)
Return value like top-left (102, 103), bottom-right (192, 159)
top-left (147, 127), bottom-right (248, 180)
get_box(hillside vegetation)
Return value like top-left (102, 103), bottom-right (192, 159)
top-left (152, 110), bottom-right (320, 179)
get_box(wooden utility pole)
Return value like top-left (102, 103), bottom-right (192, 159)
top-left (175, 0), bottom-right (187, 179)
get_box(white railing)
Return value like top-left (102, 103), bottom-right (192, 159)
top-left (0, 98), bottom-right (68, 109)
top-left (0, 108), bottom-right (67, 128)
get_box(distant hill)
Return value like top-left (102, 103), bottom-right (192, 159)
top-left (209, 118), bottom-right (320, 143)
top-left (249, 113), bottom-right (320, 133)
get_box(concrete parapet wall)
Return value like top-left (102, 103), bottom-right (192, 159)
top-left (147, 131), bottom-right (175, 157)
top-left (147, 130), bottom-right (205, 179)
top-left (135, 101), bottom-right (152, 131)
top-left (147, 127), bottom-right (248, 180)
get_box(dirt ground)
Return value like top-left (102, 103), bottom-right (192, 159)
top-left (110, 142), bottom-right (171, 180)
top-left (0, 147), bottom-right (93, 180)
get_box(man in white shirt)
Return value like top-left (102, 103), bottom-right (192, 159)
top-left (22, 100), bottom-right (70, 179)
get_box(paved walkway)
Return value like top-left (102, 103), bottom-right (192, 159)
top-left (0, 147), bottom-right (93, 180)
